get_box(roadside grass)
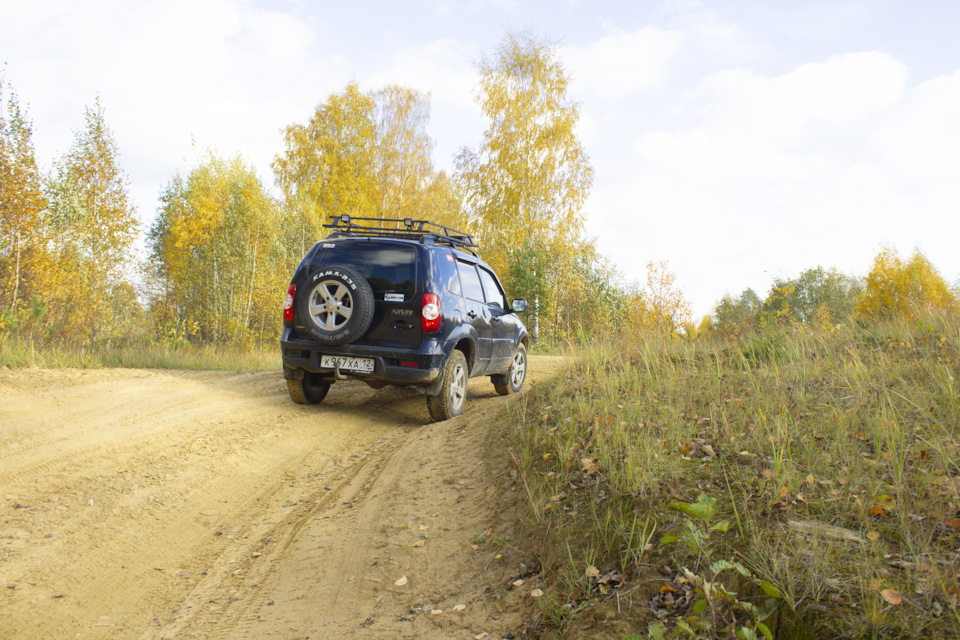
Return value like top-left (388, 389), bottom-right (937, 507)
top-left (511, 313), bottom-right (960, 638)
top-left (0, 335), bottom-right (281, 370)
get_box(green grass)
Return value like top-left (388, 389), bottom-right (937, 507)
top-left (510, 314), bottom-right (960, 638)
top-left (0, 335), bottom-right (281, 370)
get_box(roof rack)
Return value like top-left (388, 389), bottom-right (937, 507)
top-left (322, 215), bottom-right (479, 252)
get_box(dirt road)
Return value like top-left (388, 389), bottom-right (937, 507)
top-left (0, 357), bottom-right (563, 639)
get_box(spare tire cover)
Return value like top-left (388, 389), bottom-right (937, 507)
top-left (299, 266), bottom-right (375, 345)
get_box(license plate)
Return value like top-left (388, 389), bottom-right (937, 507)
top-left (320, 355), bottom-right (374, 373)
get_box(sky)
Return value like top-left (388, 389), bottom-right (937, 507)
top-left (2, 0), bottom-right (959, 318)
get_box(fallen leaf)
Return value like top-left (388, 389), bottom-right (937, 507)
top-left (413, 540), bottom-right (425, 548)
top-left (430, 609), bottom-right (443, 615)
top-left (475, 634), bottom-right (492, 640)
top-left (869, 506), bottom-right (890, 518)
top-left (452, 604), bottom-right (466, 612)
top-left (945, 518), bottom-right (960, 531)
top-left (581, 458), bottom-right (600, 475)
top-left (394, 575), bottom-right (408, 587)
top-left (419, 525), bottom-right (430, 531)
top-left (512, 579), bottom-right (525, 587)
top-left (585, 565), bottom-right (600, 578)
top-left (531, 588), bottom-right (544, 598)
top-left (805, 474), bottom-right (815, 485)
top-left (779, 486), bottom-right (790, 498)
top-left (881, 589), bottom-right (902, 605)
top-left (867, 531), bottom-right (881, 541)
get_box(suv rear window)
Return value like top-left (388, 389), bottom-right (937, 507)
top-left (320, 242), bottom-right (417, 298)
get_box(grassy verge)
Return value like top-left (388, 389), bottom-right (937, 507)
top-left (510, 314), bottom-right (960, 638)
top-left (0, 335), bottom-right (281, 370)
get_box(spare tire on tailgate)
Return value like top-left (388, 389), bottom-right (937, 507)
top-left (299, 266), bottom-right (374, 345)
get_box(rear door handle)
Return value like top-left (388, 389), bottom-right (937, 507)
top-left (467, 310), bottom-right (477, 319)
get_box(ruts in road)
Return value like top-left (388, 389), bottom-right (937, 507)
top-left (0, 356), bottom-right (563, 639)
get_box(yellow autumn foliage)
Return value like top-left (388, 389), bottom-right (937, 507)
top-left (856, 247), bottom-right (956, 320)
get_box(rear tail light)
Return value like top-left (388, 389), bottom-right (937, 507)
top-left (421, 293), bottom-right (441, 332)
top-left (283, 284), bottom-right (296, 322)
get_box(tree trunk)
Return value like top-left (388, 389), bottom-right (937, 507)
top-left (244, 230), bottom-right (260, 331)
top-left (12, 231), bottom-right (21, 310)
top-left (533, 294), bottom-right (540, 344)
top-left (213, 255), bottom-right (220, 343)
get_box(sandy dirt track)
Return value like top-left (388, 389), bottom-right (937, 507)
top-left (0, 356), bottom-right (563, 639)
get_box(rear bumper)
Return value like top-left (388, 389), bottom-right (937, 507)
top-left (281, 329), bottom-right (444, 385)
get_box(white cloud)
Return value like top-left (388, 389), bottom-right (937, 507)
top-left (365, 39), bottom-right (484, 171)
top-left (870, 70), bottom-right (960, 183)
top-left (588, 51), bottom-right (958, 316)
top-left (686, 52), bottom-right (908, 144)
top-left (367, 39), bottom-right (480, 112)
top-left (1, 0), bottom-right (347, 217)
top-left (561, 26), bottom-right (686, 103)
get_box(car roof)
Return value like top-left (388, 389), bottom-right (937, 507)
top-left (323, 235), bottom-right (486, 262)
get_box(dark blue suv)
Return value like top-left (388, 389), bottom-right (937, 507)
top-left (281, 216), bottom-right (529, 421)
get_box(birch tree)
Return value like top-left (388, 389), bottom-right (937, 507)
top-left (0, 77), bottom-right (47, 315)
top-left (48, 96), bottom-right (137, 283)
top-left (374, 86), bottom-right (433, 220)
top-left (43, 97), bottom-right (139, 342)
top-left (455, 31), bottom-right (593, 337)
top-left (148, 154), bottom-right (284, 345)
top-left (273, 83), bottom-right (377, 238)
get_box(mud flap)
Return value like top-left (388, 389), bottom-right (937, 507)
top-left (416, 355), bottom-right (449, 396)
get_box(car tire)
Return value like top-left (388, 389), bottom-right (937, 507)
top-left (299, 266), bottom-right (374, 346)
top-left (492, 343), bottom-right (527, 396)
top-left (287, 372), bottom-right (331, 405)
top-left (427, 349), bottom-right (468, 422)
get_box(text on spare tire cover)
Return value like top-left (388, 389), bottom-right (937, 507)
top-left (313, 270), bottom-right (358, 289)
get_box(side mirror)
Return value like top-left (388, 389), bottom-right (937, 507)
top-left (511, 299), bottom-right (528, 313)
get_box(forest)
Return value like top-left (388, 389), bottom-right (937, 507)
top-left (1, 32), bottom-right (958, 358)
